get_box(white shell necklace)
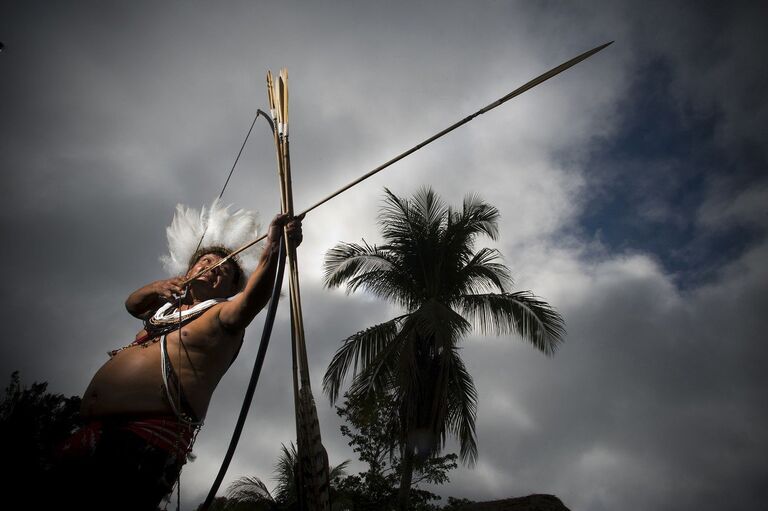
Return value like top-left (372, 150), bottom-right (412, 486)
top-left (148, 298), bottom-right (225, 328)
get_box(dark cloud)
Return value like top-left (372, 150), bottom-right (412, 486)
top-left (571, 0), bottom-right (768, 286)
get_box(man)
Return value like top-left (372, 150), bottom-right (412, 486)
top-left (51, 211), bottom-right (303, 511)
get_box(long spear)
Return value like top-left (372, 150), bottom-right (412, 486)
top-left (271, 68), bottom-right (332, 511)
top-left (181, 41), bottom-right (613, 294)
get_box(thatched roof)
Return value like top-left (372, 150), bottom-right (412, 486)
top-left (452, 494), bottom-right (570, 511)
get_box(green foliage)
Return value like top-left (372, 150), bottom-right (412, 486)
top-left (334, 391), bottom-right (458, 510)
top-left (0, 371), bottom-right (83, 484)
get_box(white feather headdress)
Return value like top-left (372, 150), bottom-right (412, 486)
top-left (160, 198), bottom-right (262, 276)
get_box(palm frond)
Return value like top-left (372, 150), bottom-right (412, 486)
top-left (412, 186), bottom-right (449, 233)
top-left (225, 475), bottom-right (275, 504)
top-left (323, 241), bottom-right (396, 289)
top-left (460, 193), bottom-right (500, 240)
top-left (329, 459), bottom-right (351, 481)
top-left (442, 194), bottom-right (500, 253)
top-left (344, 266), bottom-right (419, 309)
top-left (273, 443), bottom-right (298, 504)
top-left (323, 315), bottom-right (407, 403)
top-left (379, 187), bottom-right (447, 248)
top-left (458, 292), bottom-right (566, 355)
top-left (347, 323), bottom-right (412, 401)
top-left (411, 299), bottom-right (472, 349)
top-left (323, 238), bottom-right (422, 309)
top-left (379, 187), bottom-right (418, 244)
top-left (449, 247), bottom-right (511, 297)
top-left (446, 352), bottom-right (478, 465)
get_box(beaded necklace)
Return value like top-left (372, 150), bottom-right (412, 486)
top-left (107, 299), bottom-right (225, 357)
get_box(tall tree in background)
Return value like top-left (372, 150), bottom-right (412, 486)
top-left (322, 188), bottom-right (565, 510)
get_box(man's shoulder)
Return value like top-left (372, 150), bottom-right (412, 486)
top-left (199, 300), bottom-right (246, 336)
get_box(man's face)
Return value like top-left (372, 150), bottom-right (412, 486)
top-left (186, 253), bottom-right (237, 297)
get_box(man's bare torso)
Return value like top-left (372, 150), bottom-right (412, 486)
top-left (80, 303), bottom-right (243, 421)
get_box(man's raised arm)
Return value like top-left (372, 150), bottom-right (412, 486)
top-left (218, 213), bottom-right (303, 332)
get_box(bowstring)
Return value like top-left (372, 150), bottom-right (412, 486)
top-left (176, 296), bottom-right (183, 511)
top-left (192, 111), bottom-right (264, 257)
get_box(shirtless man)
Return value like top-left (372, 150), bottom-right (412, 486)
top-left (52, 212), bottom-right (303, 511)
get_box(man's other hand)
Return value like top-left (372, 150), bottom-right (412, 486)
top-left (267, 212), bottom-right (305, 247)
top-left (152, 277), bottom-right (185, 301)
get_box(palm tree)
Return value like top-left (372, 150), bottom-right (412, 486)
top-left (225, 443), bottom-right (350, 510)
top-left (322, 187), bottom-right (565, 510)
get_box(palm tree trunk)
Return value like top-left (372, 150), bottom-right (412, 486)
top-left (397, 445), bottom-right (415, 511)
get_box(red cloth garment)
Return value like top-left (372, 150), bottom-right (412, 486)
top-left (56, 416), bottom-right (195, 458)
top-left (124, 417), bottom-right (196, 455)
top-left (49, 415), bottom-right (197, 511)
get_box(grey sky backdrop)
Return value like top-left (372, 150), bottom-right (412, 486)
top-left (1, 1), bottom-right (766, 510)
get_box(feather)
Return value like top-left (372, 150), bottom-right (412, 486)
top-left (160, 198), bottom-right (262, 276)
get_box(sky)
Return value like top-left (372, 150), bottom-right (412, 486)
top-left (1, 1), bottom-right (766, 510)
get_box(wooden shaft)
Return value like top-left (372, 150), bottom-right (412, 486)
top-left (269, 79), bottom-right (288, 213)
top-left (273, 87), bottom-right (306, 386)
top-left (271, 70), bottom-right (304, 454)
top-left (273, 70), bottom-right (312, 389)
top-left (288, 269), bottom-right (303, 452)
top-left (288, 251), bottom-right (311, 387)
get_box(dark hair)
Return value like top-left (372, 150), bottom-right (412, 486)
top-left (187, 245), bottom-right (245, 293)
